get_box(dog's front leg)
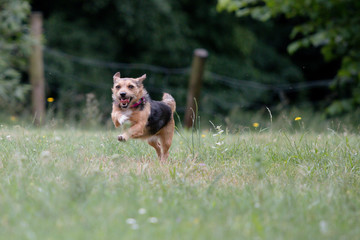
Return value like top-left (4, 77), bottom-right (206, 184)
top-left (118, 122), bottom-right (146, 142)
top-left (112, 111), bottom-right (131, 128)
top-left (111, 112), bottom-right (121, 128)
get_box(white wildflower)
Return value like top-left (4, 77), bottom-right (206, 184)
top-left (40, 151), bottom-right (51, 158)
top-left (126, 218), bottom-right (136, 225)
top-left (212, 130), bottom-right (224, 137)
top-left (148, 217), bottom-right (158, 223)
top-left (319, 220), bottom-right (328, 234)
top-left (131, 223), bottom-right (139, 230)
top-left (138, 208), bottom-right (147, 215)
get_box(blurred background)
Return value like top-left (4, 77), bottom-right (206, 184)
top-left (1, 0), bottom-right (359, 130)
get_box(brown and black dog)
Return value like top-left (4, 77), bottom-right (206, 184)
top-left (111, 72), bottom-right (176, 161)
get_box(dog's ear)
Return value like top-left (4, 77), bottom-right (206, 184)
top-left (137, 74), bottom-right (146, 83)
top-left (113, 72), bottom-right (121, 82)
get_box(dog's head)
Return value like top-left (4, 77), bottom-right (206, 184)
top-left (112, 72), bottom-right (146, 108)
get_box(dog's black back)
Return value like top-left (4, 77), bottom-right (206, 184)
top-left (146, 98), bottom-right (172, 135)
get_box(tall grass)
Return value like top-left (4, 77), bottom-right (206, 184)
top-left (0, 122), bottom-right (359, 239)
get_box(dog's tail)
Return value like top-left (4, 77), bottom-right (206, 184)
top-left (162, 93), bottom-right (176, 112)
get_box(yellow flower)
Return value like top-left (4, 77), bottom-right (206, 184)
top-left (252, 122), bottom-right (259, 128)
top-left (201, 134), bottom-right (206, 138)
top-left (47, 97), bottom-right (54, 103)
top-left (10, 116), bottom-right (17, 122)
top-left (295, 117), bottom-right (302, 121)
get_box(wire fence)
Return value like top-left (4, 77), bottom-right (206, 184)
top-left (44, 47), bottom-right (190, 75)
top-left (44, 47), bottom-right (333, 91)
top-left (207, 72), bottom-right (332, 92)
top-left (43, 47), bottom-right (333, 116)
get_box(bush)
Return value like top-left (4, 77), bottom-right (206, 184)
top-left (0, 0), bottom-right (31, 114)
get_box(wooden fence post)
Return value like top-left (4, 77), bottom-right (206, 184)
top-left (184, 49), bottom-right (208, 128)
top-left (29, 12), bottom-right (45, 125)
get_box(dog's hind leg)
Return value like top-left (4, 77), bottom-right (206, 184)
top-left (159, 129), bottom-right (174, 162)
top-left (148, 138), bottom-right (162, 160)
top-left (159, 138), bottom-right (171, 162)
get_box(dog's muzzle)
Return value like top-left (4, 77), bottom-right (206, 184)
top-left (119, 96), bottom-right (132, 108)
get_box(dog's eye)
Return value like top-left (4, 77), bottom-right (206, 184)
top-left (128, 85), bottom-right (134, 89)
top-left (115, 85), bottom-right (120, 89)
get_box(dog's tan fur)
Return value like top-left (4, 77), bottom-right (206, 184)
top-left (111, 72), bottom-right (175, 161)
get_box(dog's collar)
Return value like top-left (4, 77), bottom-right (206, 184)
top-left (130, 97), bottom-right (146, 108)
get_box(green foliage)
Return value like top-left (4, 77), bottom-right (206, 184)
top-left (0, 0), bottom-right (31, 114)
top-left (36, 0), bottom-right (304, 121)
top-left (0, 78), bottom-right (31, 114)
top-left (43, 0), bottom-right (192, 66)
top-left (217, 0), bottom-right (360, 114)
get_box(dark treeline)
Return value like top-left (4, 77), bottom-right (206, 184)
top-left (3, 0), bottom-right (345, 124)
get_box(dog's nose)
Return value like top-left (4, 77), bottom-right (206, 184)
top-left (120, 92), bottom-right (126, 97)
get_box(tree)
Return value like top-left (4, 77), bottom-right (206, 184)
top-left (0, 0), bottom-right (31, 114)
top-left (217, 0), bottom-right (360, 114)
top-left (33, 0), bottom-right (304, 120)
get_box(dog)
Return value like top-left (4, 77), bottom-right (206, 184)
top-left (111, 72), bottom-right (176, 161)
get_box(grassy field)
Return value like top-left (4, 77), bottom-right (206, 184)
top-left (0, 123), bottom-right (359, 239)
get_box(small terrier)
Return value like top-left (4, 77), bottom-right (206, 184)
top-left (111, 72), bottom-right (176, 161)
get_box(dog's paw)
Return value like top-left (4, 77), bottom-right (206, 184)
top-left (118, 134), bottom-right (127, 142)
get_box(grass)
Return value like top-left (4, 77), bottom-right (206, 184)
top-left (0, 123), bottom-right (360, 239)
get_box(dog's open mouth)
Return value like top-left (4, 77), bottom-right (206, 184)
top-left (119, 97), bottom-right (132, 108)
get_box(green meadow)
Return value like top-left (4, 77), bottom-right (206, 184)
top-left (0, 123), bottom-right (359, 239)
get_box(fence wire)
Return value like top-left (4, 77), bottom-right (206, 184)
top-left (44, 47), bottom-right (333, 92)
top-left (43, 47), bottom-right (335, 118)
top-left (44, 47), bottom-right (190, 75)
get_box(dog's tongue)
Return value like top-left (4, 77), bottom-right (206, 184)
top-left (120, 98), bottom-right (129, 104)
